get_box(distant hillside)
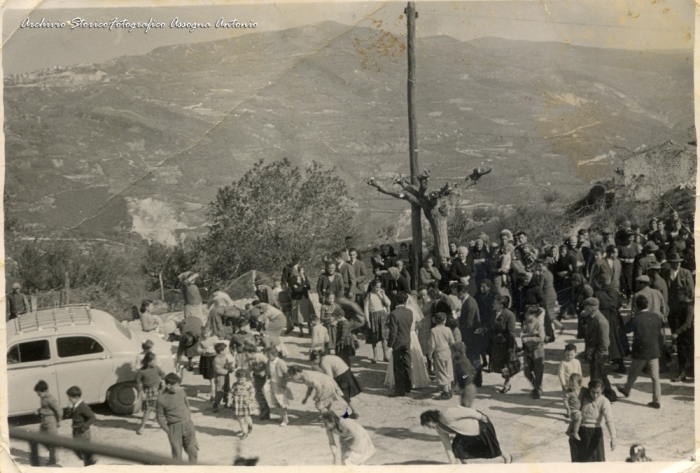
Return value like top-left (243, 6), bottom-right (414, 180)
top-left (4, 21), bottom-right (694, 245)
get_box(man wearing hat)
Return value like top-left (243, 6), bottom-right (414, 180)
top-left (663, 253), bottom-right (694, 370)
top-left (617, 294), bottom-right (662, 409)
top-left (633, 241), bottom-right (658, 291)
top-left (617, 231), bottom-right (640, 301)
top-left (647, 262), bottom-right (668, 304)
top-left (7, 282), bottom-right (29, 321)
top-left (632, 275), bottom-right (667, 322)
top-left (583, 297), bottom-right (617, 402)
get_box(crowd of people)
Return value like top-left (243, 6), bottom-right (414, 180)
top-left (29, 213), bottom-right (694, 465)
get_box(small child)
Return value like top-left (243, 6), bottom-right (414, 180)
top-left (136, 351), bottom-right (166, 435)
top-left (264, 346), bottom-right (292, 426)
top-left (320, 293), bottom-right (343, 351)
top-left (428, 312), bottom-right (455, 399)
top-left (626, 444), bottom-right (652, 462)
top-left (199, 327), bottom-right (221, 399)
top-left (34, 380), bottom-right (61, 466)
top-left (334, 310), bottom-right (356, 366)
top-left (65, 386), bottom-right (97, 466)
top-left (136, 339), bottom-right (156, 368)
top-left (212, 342), bottom-right (234, 412)
top-left (564, 373), bottom-right (584, 441)
top-left (310, 315), bottom-right (330, 354)
top-left (558, 344), bottom-right (583, 417)
top-left (230, 369), bottom-right (259, 439)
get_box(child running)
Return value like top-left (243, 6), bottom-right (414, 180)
top-left (558, 343), bottom-right (583, 417)
top-left (136, 351), bottom-right (166, 435)
top-left (564, 373), bottom-right (584, 441)
top-left (230, 369), bottom-right (259, 439)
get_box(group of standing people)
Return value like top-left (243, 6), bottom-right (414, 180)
top-left (27, 212), bottom-right (693, 465)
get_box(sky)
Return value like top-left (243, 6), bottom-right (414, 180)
top-left (1, 0), bottom-right (696, 75)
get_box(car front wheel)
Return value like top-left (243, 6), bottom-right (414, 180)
top-left (106, 382), bottom-right (142, 416)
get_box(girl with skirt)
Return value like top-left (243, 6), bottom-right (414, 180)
top-left (230, 368), bottom-right (259, 439)
top-left (135, 352), bottom-right (165, 435)
top-left (322, 411), bottom-right (375, 465)
top-left (420, 407), bottom-right (511, 464)
top-left (310, 350), bottom-right (361, 418)
top-left (335, 311), bottom-right (356, 366)
top-left (364, 279), bottom-right (392, 363)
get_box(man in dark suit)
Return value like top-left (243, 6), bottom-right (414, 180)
top-left (334, 252), bottom-right (357, 299)
top-left (349, 248), bottom-right (368, 305)
top-left (583, 297), bottom-right (617, 403)
top-left (387, 292), bottom-right (413, 397)
top-left (617, 295), bottom-right (662, 408)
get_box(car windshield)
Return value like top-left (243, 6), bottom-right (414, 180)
top-left (114, 318), bottom-right (132, 339)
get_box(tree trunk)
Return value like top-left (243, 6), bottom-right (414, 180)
top-left (159, 272), bottom-right (165, 300)
top-left (425, 205), bottom-right (450, 263)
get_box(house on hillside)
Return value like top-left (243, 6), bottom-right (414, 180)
top-left (622, 140), bottom-right (697, 201)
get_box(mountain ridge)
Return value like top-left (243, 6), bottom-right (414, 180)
top-left (4, 21), bottom-right (694, 245)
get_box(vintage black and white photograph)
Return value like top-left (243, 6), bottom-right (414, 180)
top-left (1, 0), bottom-right (697, 467)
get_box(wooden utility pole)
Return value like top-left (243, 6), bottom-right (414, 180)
top-left (406, 2), bottom-right (422, 286)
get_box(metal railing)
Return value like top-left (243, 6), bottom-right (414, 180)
top-left (9, 427), bottom-right (259, 466)
top-left (9, 427), bottom-right (190, 466)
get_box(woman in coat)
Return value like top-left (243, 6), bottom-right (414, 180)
top-left (489, 295), bottom-right (517, 394)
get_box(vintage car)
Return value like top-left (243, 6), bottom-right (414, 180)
top-left (6, 305), bottom-right (176, 417)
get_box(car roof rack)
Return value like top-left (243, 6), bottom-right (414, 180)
top-left (13, 304), bottom-right (93, 334)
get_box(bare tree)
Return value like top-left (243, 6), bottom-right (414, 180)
top-left (368, 169), bottom-right (485, 263)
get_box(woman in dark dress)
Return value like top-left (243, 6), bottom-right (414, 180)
top-left (593, 273), bottom-right (626, 374)
top-left (474, 279), bottom-right (496, 369)
top-left (489, 295), bottom-right (517, 393)
top-left (420, 407), bottom-right (511, 464)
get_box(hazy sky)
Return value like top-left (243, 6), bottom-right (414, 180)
top-left (2, 0), bottom-right (695, 75)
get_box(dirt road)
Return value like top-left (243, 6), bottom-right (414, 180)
top-left (8, 317), bottom-right (695, 466)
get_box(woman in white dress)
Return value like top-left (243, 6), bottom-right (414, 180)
top-left (384, 294), bottom-right (431, 389)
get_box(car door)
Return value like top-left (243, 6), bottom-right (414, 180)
top-left (54, 335), bottom-right (114, 405)
top-left (7, 338), bottom-right (58, 417)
